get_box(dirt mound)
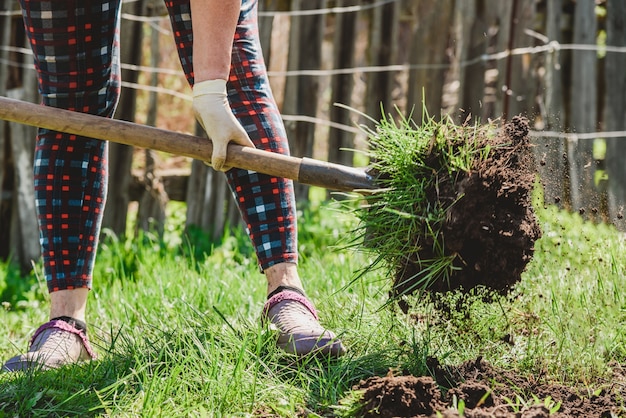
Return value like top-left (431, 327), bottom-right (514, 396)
top-left (393, 116), bottom-right (541, 296)
top-left (353, 357), bottom-right (624, 417)
top-left (354, 374), bottom-right (444, 417)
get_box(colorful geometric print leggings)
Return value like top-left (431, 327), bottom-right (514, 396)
top-left (18, 0), bottom-right (298, 293)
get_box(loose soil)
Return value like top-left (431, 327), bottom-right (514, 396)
top-left (393, 116), bottom-right (542, 297)
top-left (352, 357), bottom-right (626, 417)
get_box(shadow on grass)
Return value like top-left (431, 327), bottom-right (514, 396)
top-left (0, 353), bottom-right (137, 417)
top-left (0, 322), bottom-right (407, 417)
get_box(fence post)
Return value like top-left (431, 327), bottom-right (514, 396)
top-left (568, 0), bottom-right (601, 218)
top-left (604, 0), bottom-right (626, 230)
top-left (7, 87), bottom-right (39, 272)
top-left (185, 124), bottom-right (239, 242)
top-left (327, 0), bottom-right (358, 170)
top-left (259, 0), bottom-right (289, 66)
top-left (0, 8), bottom-right (40, 271)
top-left (283, 0), bottom-right (326, 201)
top-left (364, 0), bottom-right (398, 123)
top-left (136, 12), bottom-right (167, 236)
top-left (102, 0), bottom-right (146, 236)
top-left (504, 0), bottom-right (537, 120)
top-left (0, 1), bottom-right (12, 259)
top-left (483, 2), bottom-right (512, 120)
top-left (406, 0), bottom-right (454, 123)
top-left (454, 0), bottom-right (488, 123)
top-left (536, 0), bottom-right (568, 208)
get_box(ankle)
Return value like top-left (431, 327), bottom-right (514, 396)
top-left (265, 262), bottom-right (304, 297)
top-left (49, 288), bottom-right (88, 322)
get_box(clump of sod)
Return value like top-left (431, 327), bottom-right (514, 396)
top-left (348, 111), bottom-right (541, 302)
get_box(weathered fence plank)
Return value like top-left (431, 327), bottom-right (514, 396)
top-left (1, 14), bottom-right (39, 268)
top-left (136, 150), bottom-right (168, 235)
top-left (504, 0), bottom-right (537, 120)
top-left (136, 18), bottom-right (167, 235)
top-left (328, 0), bottom-right (358, 169)
top-left (283, 0), bottom-right (326, 200)
top-left (407, 0), bottom-right (455, 122)
top-left (102, 0), bottom-right (146, 236)
top-left (185, 159), bottom-right (208, 234)
top-left (258, 0), bottom-right (287, 67)
top-left (185, 123), bottom-right (240, 241)
top-left (483, 1), bottom-right (513, 120)
top-left (0, 2), bottom-right (12, 259)
top-left (364, 0), bottom-right (398, 123)
top-left (7, 88), bottom-right (39, 272)
top-left (536, 0), bottom-right (568, 208)
top-left (568, 0), bottom-right (600, 218)
top-left (454, 0), bottom-right (488, 123)
top-left (604, 0), bottom-right (626, 230)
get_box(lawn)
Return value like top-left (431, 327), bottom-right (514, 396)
top-left (0, 197), bottom-right (625, 417)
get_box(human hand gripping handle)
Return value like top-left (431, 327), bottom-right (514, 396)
top-left (192, 79), bottom-right (255, 171)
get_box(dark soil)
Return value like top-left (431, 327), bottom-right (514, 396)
top-left (393, 116), bottom-right (542, 297)
top-left (352, 357), bottom-right (626, 417)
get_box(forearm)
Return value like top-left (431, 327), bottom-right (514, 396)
top-left (190, 0), bottom-right (240, 82)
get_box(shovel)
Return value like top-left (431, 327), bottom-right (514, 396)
top-left (0, 95), bottom-right (375, 192)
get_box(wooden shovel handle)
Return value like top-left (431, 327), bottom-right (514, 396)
top-left (0, 95), bottom-right (374, 192)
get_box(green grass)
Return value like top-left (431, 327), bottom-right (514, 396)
top-left (344, 111), bottom-right (498, 294)
top-left (0, 198), bottom-right (625, 416)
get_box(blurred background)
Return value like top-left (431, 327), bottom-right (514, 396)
top-left (0, 0), bottom-right (624, 272)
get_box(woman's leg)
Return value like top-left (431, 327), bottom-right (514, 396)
top-left (3, 0), bottom-right (122, 371)
top-left (165, 0), bottom-right (297, 275)
top-left (165, 0), bottom-right (345, 356)
top-left (21, 0), bottom-right (122, 294)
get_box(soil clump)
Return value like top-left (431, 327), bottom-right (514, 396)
top-left (393, 116), bottom-right (542, 297)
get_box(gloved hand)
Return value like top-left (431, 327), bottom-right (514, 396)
top-left (192, 79), bottom-right (255, 171)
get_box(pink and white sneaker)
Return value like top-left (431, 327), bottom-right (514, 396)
top-left (2, 318), bottom-right (97, 372)
top-left (263, 288), bottom-right (346, 357)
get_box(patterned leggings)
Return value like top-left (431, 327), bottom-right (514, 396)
top-left (19, 0), bottom-right (298, 292)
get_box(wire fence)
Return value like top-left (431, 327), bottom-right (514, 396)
top-left (1, 0), bottom-right (625, 248)
top-left (1, 1), bottom-right (625, 140)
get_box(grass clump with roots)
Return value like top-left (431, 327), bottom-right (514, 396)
top-left (347, 111), bottom-right (508, 299)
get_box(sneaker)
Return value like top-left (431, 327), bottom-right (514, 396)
top-left (263, 289), bottom-right (346, 357)
top-left (2, 319), bottom-right (96, 372)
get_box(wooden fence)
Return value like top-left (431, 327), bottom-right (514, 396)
top-left (1, 0), bottom-right (625, 271)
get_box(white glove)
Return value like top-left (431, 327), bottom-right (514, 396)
top-left (192, 79), bottom-right (255, 171)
